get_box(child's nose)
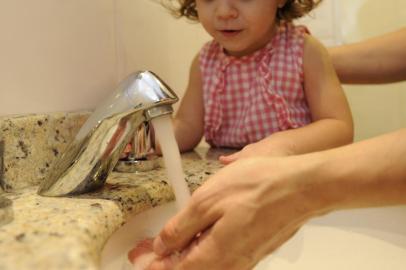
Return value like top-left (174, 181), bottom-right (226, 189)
top-left (216, 0), bottom-right (238, 20)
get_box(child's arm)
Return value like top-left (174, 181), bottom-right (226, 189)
top-left (169, 54), bottom-right (205, 152)
top-left (290, 34), bottom-right (354, 152)
top-left (329, 28), bottom-right (406, 84)
top-left (220, 35), bottom-right (353, 164)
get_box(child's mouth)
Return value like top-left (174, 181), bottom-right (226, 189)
top-left (219, 29), bottom-right (242, 37)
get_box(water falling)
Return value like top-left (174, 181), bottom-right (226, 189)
top-left (151, 115), bottom-right (190, 210)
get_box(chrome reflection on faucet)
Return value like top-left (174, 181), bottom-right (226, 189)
top-left (38, 71), bottom-right (178, 197)
top-left (114, 121), bottom-right (160, 173)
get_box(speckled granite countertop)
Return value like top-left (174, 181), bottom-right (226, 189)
top-left (0, 111), bottom-right (233, 270)
top-left (0, 147), bottom-right (229, 270)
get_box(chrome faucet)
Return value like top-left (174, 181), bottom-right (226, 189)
top-left (38, 71), bottom-right (178, 197)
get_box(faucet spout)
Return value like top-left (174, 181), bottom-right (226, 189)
top-left (38, 71), bottom-right (178, 197)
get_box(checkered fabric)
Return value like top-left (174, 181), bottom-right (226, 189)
top-left (199, 23), bottom-right (312, 148)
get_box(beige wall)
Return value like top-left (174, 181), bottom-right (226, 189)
top-left (1, 0), bottom-right (405, 141)
top-left (0, 0), bottom-right (117, 116)
top-left (114, 0), bottom-right (209, 109)
top-left (339, 0), bottom-right (406, 140)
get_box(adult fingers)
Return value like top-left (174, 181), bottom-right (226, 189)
top-left (173, 217), bottom-right (257, 270)
top-left (153, 195), bottom-right (222, 256)
top-left (147, 253), bottom-right (179, 270)
top-left (148, 227), bottom-right (213, 270)
top-left (154, 226), bottom-right (228, 270)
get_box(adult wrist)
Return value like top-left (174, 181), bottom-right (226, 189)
top-left (291, 151), bottom-right (345, 218)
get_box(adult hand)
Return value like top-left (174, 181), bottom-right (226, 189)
top-left (144, 155), bottom-right (324, 270)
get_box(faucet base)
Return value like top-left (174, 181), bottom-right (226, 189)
top-left (114, 155), bottom-right (160, 173)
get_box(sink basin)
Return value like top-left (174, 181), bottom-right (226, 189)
top-left (100, 203), bottom-right (406, 270)
top-left (100, 203), bottom-right (178, 270)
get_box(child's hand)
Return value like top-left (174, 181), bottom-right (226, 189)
top-left (128, 238), bottom-right (181, 270)
top-left (128, 238), bottom-right (157, 269)
top-left (219, 140), bottom-right (292, 165)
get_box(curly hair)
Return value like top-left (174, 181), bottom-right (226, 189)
top-left (162, 0), bottom-right (323, 22)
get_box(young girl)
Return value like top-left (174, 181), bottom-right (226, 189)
top-left (165, 0), bottom-right (353, 164)
top-left (129, 0), bottom-right (353, 268)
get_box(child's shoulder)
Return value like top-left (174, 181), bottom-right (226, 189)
top-left (276, 23), bottom-right (312, 56)
top-left (280, 23), bottom-right (310, 43)
top-left (283, 23), bottom-right (330, 70)
top-left (285, 23), bottom-right (328, 52)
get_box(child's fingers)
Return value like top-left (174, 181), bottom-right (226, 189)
top-left (128, 238), bottom-right (154, 263)
top-left (218, 153), bottom-right (239, 164)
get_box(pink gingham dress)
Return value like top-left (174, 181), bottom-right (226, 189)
top-left (199, 23), bottom-right (312, 148)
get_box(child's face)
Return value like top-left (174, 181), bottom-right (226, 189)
top-left (196, 0), bottom-right (285, 57)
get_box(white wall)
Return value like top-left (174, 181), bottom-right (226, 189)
top-left (297, 0), bottom-right (343, 46)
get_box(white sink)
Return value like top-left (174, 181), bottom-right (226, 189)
top-left (100, 202), bottom-right (406, 270)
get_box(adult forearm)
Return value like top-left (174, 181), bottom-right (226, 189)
top-left (329, 28), bottom-right (406, 84)
top-left (306, 128), bottom-right (406, 214)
